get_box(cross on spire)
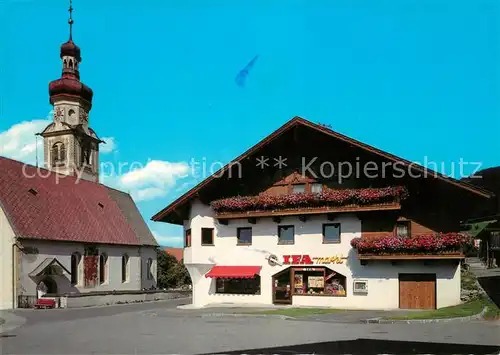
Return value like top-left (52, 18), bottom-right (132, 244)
top-left (68, 0), bottom-right (74, 40)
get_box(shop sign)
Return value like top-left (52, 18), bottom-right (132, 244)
top-left (283, 254), bottom-right (346, 265)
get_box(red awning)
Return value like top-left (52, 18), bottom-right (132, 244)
top-left (205, 265), bottom-right (261, 279)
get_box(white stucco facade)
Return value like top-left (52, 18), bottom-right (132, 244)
top-left (0, 206), bottom-right (157, 310)
top-left (0, 207), bottom-right (16, 310)
top-left (17, 240), bottom-right (157, 296)
top-left (183, 200), bottom-right (461, 310)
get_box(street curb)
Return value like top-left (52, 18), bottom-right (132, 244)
top-left (200, 313), bottom-right (296, 320)
top-left (362, 306), bottom-right (488, 324)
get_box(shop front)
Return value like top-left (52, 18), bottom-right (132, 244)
top-left (194, 249), bottom-right (461, 311)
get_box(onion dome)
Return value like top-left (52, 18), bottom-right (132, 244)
top-left (49, 76), bottom-right (93, 105)
top-left (60, 39), bottom-right (81, 62)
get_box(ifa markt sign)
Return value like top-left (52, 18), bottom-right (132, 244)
top-left (282, 254), bottom-right (347, 265)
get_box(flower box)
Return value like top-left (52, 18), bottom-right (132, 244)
top-left (211, 186), bottom-right (408, 214)
top-left (350, 233), bottom-right (473, 256)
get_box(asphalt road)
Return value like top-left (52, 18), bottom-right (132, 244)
top-left (1, 298), bottom-right (499, 354)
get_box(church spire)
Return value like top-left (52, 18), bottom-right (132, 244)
top-left (68, 0), bottom-right (74, 40)
top-left (43, 0), bottom-right (101, 183)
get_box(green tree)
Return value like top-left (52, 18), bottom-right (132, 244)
top-left (157, 249), bottom-right (191, 289)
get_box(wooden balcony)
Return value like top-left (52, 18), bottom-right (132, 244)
top-left (357, 253), bottom-right (465, 261)
top-left (215, 201), bottom-right (401, 221)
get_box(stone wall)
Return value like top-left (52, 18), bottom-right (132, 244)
top-left (46, 290), bottom-right (190, 308)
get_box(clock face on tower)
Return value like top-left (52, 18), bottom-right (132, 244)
top-left (54, 107), bottom-right (64, 122)
top-left (79, 110), bottom-right (89, 123)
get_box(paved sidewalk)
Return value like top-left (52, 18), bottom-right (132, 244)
top-left (0, 311), bottom-right (26, 334)
top-left (179, 304), bottom-right (419, 323)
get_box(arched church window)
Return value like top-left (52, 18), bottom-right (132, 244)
top-left (99, 253), bottom-right (108, 284)
top-left (146, 258), bottom-right (154, 280)
top-left (71, 252), bottom-right (81, 285)
top-left (63, 59), bottom-right (67, 68)
top-left (51, 142), bottom-right (66, 167)
top-left (69, 59), bottom-right (73, 69)
top-left (122, 254), bottom-right (129, 283)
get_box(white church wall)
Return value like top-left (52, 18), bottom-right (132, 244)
top-left (0, 207), bottom-right (16, 310)
top-left (140, 247), bottom-right (158, 289)
top-left (18, 240), bottom-right (148, 297)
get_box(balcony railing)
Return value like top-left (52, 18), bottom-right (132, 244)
top-left (351, 233), bottom-right (472, 260)
top-left (212, 186), bottom-right (407, 220)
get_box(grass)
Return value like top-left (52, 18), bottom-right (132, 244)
top-left (386, 296), bottom-right (499, 320)
top-left (246, 307), bottom-right (345, 317)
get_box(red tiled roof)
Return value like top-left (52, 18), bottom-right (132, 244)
top-left (164, 247), bottom-right (183, 262)
top-left (0, 156), bottom-right (142, 245)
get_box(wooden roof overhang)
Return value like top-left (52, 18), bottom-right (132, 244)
top-left (152, 116), bottom-right (495, 225)
top-left (215, 201), bottom-right (401, 224)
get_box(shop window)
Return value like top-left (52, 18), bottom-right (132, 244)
top-left (323, 223), bottom-right (341, 243)
top-left (215, 276), bottom-right (260, 295)
top-left (278, 225), bottom-right (294, 244)
top-left (201, 228), bottom-right (214, 245)
top-left (396, 221), bottom-right (411, 238)
top-left (185, 228), bottom-right (191, 247)
top-left (292, 267), bottom-right (346, 296)
top-left (292, 184), bottom-right (306, 194)
top-left (237, 227), bottom-right (252, 245)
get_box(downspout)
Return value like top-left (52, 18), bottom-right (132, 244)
top-left (12, 242), bottom-right (23, 309)
top-left (139, 246), bottom-right (143, 290)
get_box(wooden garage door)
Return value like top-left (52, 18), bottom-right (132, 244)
top-left (399, 273), bottom-right (436, 310)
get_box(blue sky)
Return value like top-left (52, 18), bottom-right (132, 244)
top-left (1, 0), bottom-right (499, 247)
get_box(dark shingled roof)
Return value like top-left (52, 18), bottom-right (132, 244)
top-left (0, 156), bottom-right (157, 246)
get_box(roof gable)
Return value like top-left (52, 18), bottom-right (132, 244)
top-left (0, 156), bottom-right (148, 245)
top-left (152, 116), bottom-right (494, 224)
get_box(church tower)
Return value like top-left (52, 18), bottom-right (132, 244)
top-left (41, 0), bottom-right (102, 182)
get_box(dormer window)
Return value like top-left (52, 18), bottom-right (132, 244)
top-left (396, 221), bottom-right (411, 238)
top-left (311, 183), bottom-right (323, 193)
top-left (292, 184), bottom-right (306, 194)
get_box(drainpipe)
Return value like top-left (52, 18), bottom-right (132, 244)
top-left (139, 246), bottom-right (143, 289)
top-left (12, 242), bottom-right (23, 309)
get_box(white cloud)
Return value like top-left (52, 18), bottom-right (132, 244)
top-left (1, 120), bottom-right (190, 203)
top-left (0, 118), bottom-right (116, 166)
top-left (0, 119), bottom-right (50, 165)
top-left (118, 160), bottom-right (190, 201)
top-left (152, 231), bottom-right (183, 247)
top-left (100, 136), bottom-right (117, 154)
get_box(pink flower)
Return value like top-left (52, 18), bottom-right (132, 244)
top-left (211, 186), bottom-right (408, 213)
top-left (350, 233), bottom-right (472, 255)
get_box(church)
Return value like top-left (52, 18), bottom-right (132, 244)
top-left (0, 5), bottom-right (158, 310)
